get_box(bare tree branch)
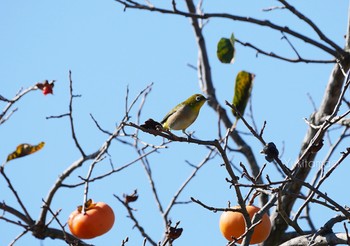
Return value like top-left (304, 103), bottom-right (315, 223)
top-left (0, 201), bottom-right (32, 226)
top-left (115, 0), bottom-right (344, 58)
top-left (278, 0), bottom-right (344, 54)
top-left (163, 148), bottom-right (217, 221)
top-left (235, 38), bottom-right (336, 64)
top-left (0, 167), bottom-right (34, 225)
top-left (0, 86), bottom-right (37, 125)
top-left (68, 70), bottom-right (86, 157)
top-left (115, 195), bottom-right (157, 246)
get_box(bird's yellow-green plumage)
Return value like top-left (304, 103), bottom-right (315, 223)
top-left (161, 94), bottom-right (207, 133)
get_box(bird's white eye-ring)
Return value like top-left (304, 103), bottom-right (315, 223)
top-left (196, 96), bottom-right (201, 101)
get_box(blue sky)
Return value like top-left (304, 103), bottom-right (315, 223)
top-left (1, 0), bottom-right (349, 245)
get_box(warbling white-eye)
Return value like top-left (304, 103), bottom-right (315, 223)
top-left (161, 94), bottom-right (207, 135)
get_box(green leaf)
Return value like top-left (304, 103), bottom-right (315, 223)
top-left (232, 71), bottom-right (255, 118)
top-left (217, 34), bottom-right (235, 64)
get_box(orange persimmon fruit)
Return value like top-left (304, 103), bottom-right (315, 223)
top-left (219, 205), bottom-right (271, 244)
top-left (68, 199), bottom-right (115, 239)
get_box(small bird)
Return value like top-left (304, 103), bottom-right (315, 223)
top-left (161, 94), bottom-right (207, 135)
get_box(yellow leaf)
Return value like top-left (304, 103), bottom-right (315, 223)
top-left (232, 71), bottom-right (255, 119)
top-left (6, 142), bottom-right (45, 162)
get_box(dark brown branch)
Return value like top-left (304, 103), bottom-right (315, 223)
top-left (140, 153), bottom-right (164, 215)
top-left (0, 95), bottom-right (13, 102)
top-left (0, 202), bottom-right (89, 245)
top-left (41, 201), bottom-right (70, 244)
top-left (0, 202), bottom-right (32, 226)
top-left (89, 113), bottom-right (114, 135)
top-left (114, 0), bottom-right (342, 58)
top-left (303, 203), bottom-right (316, 232)
top-left (33, 226), bottom-right (91, 246)
top-left (262, 6), bottom-right (286, 12)
top-left (114, 195), bottom-right (157, 246)
top-left (235, 179), bottom-right (289, 189)
top-left (68, 70), bottom-right (86, 157)
top-left (343, 223), bottom-right (350, 245)
top-left (235, 38), bottom-right (335, 64)
top-left (190, 197), bottom-right (240, 212)
top-left (289, 192), bottom-right (338, 212)
top-left (61, 148), bottom-right (159, 188)
top-left (0, 167), bottom-right (34, 226)
top-left (277, 190), bottom-right (305, 235)
top-left (121, 237), bottom-right (129, 246)
top-left (278, 0), bottom-right (344, 55)
top-left (163, 148), bottom-right (217, 220)
top-left (46, 113), bottom-right (70, 120)
top-left (316, 147), bottom-right (350, 186)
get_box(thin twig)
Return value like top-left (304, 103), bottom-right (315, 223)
top-left (0, 85), bottom-right (37, 125)
top-left (0, 167), bottom-right (34, 225)
top-left (278, 0), bottom-right (344, 55)
top-left (61, 148), bottom-right (160, 188)
top-left (235, 38), bottom-right (335, 64)
top-left (281, 31), bottom-right (301, 59)
top-left (68, 70), bottom-right (85, 156)
top-left (294, 127), bottom-right (349, 220)
top-left (115, 195), bottom-right (157, 246)
top-left (163, 148), bottom-right (217, 220)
